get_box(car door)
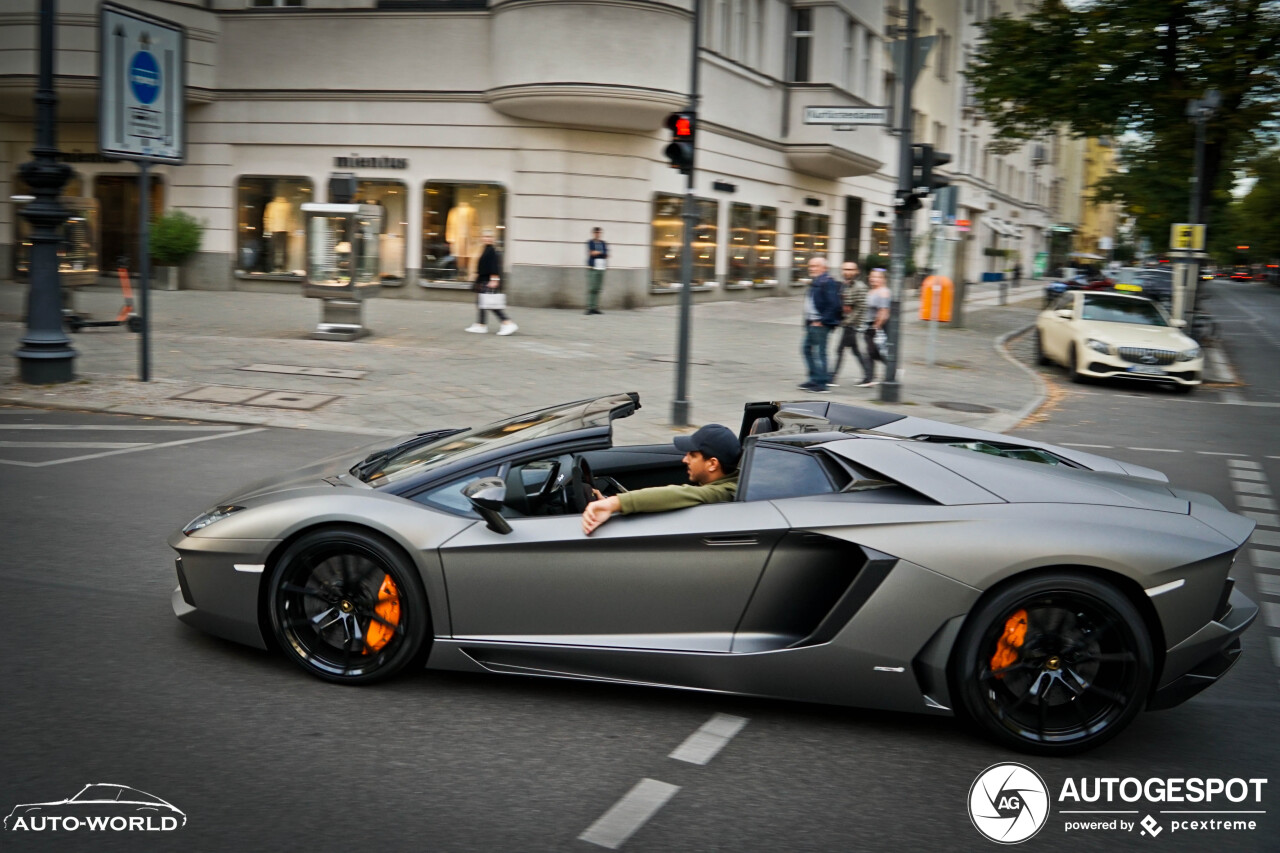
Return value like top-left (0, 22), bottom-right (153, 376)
top-left (439, 499), bottom-right (788, 652)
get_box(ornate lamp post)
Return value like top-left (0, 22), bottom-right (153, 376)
top-left (15, 0), bottom-right (76, 383)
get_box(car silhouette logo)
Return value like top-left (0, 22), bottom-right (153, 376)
top-left (4, 784), bottom-right (185, 831)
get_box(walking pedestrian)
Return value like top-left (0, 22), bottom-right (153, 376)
top-left (1012, 261), bottom-right (1022, 289)
top-left (585, 227), bottom-right (608, 314)
top-left (829, 261), bottom-right (868, 387)
top-left (799, 256), bottom-right (842, 393)
top-left (464, 230), bottom-right (518, 336)
top-left (859, 268), bottom-right (891, 386)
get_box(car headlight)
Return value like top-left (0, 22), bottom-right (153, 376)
top-left (1177, 346), bottom-right (1201, 362)
top-left (1086, 338), bottom-right (1112, 355)
top-left (183, 505), bottom-right (245, 535)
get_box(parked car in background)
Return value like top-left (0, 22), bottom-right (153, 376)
top-left (1036, 291), bottom-right (1203, 391)
top-left (1112, 267), bottom-right (1173, 305)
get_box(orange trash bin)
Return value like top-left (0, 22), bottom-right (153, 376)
top-left (920, 275), bottom-right (954, 322)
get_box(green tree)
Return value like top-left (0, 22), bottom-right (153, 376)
top-left (1232, 151), bottom-right (1280, 259)
top-left (968, 0), bottom-right (1280, 251)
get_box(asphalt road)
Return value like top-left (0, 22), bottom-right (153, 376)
top-left (1, 281), bottom-right (1277, 853)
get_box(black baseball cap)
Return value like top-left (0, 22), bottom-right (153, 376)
top-left (673, 424), bottom-right (741, 471)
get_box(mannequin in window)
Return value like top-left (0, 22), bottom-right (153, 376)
top-left (263, 196), bottom-right (292, 272)
top-left (445, 201), bottom-right (477, 279)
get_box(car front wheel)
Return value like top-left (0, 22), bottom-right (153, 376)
top-left (267, 527), bottom-right (431, 684)
top-left (1068, 345), bottom-right (1086, 383)
top-left (1034, 330), bottom-right (1051, 366)
top-left (950, 573), bottom-right (1153, 754)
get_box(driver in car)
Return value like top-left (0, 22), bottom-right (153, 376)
top-left (581, 424), bottom-right (740, 536)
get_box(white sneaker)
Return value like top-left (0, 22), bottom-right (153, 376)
top-left (464, 324), bottom-right (487, 334)
top-left (497, 321), bottom-right (518, 336)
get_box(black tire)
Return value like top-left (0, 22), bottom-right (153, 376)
top-left (266, 527), bottom-right (431, 685)
top-left (1068, 345), bottom-right (1086, 383)
top-left (1034, 330), bottom-right (1050, 366)
top-left (950, 572), bottom-right (1153, 755)
top-left (126, 315), bottom-right (143, 333)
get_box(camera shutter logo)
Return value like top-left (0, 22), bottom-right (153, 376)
top-left (969, 763), bottom-right (1051, 844)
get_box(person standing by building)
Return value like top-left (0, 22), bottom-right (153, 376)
top-left (465, 230), bottom-right (518, 336)
top-left (829, 261), bottom-right (868, 387)
top-left (800, 256), bottom-right (842, 392)
top-left (1012, 261), bottom-right (1022, 289)
top-left (585, 227), bottom-right (608, 315)
top-left (859, 268), bottom-right (891, 386)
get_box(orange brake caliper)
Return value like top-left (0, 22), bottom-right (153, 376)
top-left (363, 573), bottom-right (401, 654)
top-left (989, 609), bottom-right (1028, 677)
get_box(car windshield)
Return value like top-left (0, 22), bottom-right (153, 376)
top-left (1080, 295), bottom-right (1169, 326)
top-left (72, 786), bottom-right (125, 802)
top-left (360, 394), bottom-right (634, 485)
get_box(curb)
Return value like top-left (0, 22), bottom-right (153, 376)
top-left (982, 323), bottom-right (1048, 434)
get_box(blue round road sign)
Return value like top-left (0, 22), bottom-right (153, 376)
top-left (129, 50), bottom-right (161, 104)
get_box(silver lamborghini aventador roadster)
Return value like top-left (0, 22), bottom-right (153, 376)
top-left (170, 394), bottom-right (1258, 754)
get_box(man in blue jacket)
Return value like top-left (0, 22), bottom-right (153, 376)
top-left (800, 256), bottom-right (843, 392)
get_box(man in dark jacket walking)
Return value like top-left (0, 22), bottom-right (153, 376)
top-left (800, 256), bottom-right (842, 392)
top-left (585, 227), bottom-right (608, 314)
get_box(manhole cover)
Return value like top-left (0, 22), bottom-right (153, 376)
top-left (934, 401), bottom-right (998, 414)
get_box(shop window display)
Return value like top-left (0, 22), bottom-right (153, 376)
top-left (13, 197), bottom-right (99, 286)
top-left (790, 211), bottom-right (829, 286)
top-left (420, 183), bottom-right (505, 284)
top-left (235, 176), bottom-right (313, 277)
top-left (726, 203), bottom-right (779, 288)
top-left (356, 179), bottom-right (407, 284)
top-left (871, 221), bottom-right (890, 257)
top-left (651, 194), bottom-right (718, 290)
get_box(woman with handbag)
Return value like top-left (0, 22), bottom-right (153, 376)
top-left (465, 230), bottom-right (518, 336)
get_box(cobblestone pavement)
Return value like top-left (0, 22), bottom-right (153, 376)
top-left (1, 281), bottom-right (1050, 443)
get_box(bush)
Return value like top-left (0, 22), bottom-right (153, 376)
top-left (150, 211), bottom-right (203, 266)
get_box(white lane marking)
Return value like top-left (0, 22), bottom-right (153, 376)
top-left (1126, 447), bottom-right (1182, 453)
top-left (1250, 550), bottom-right (1280, 571)
top-left (0, 441), bottom-right (150, 449)
top-left (1218, 390), bottom-right (1247, 405)
top-left (1230, 470), bottom-right (1267, 482)
top-left (668, 714), bottom-right (749, 766)
top-left (1272, 637), bottom-right (1280, 669)
top-left (1145, 579), bottom-right (1186, 597)
top-left (0, 424), bottom-right (241, 431)
top-left (1263, 602), bottom-right (1280, 629)
top-left (1243, 511), bottom-right (1280, 528)
top-left (233, 564), bottom-right (265, 573)
top-left (1251, 530), bottom-right (1280, 548)
top-left (1239, 495), bottom-right (1279, 511)
top-left (579, 779), bottom-right (680, 850)
top-left (1061, 443), bottom-right (1115, 449)
top-left (1198, 451), bottom-right (1247, 456)
top-left (1234, 482), bottom-right (1273, 496)
top-left (1229, 459), bottom-right (1263, 470)
top-left (0, 428), bottom-right (268, 468)
top-left (1256, 574), bottom-right (1280, 597)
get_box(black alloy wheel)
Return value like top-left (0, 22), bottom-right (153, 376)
top-left (951, 573), bottom-right (1153, 754)
top-left (267, 528), bottom-right (430, 685)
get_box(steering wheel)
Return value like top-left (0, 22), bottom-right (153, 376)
top-left (568, 456), bottom-right (595, 514)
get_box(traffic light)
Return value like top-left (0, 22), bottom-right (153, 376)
top-left (911, 144), bottom-right (952, 195)
top-left (664, 112), bottom-right (695, 175)
top-left (894, 189), bottom-right (922, 213)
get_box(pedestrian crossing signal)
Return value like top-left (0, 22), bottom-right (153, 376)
top-left (664, 112), bottom-right (695, 175)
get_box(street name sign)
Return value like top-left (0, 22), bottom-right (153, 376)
top-left (99, 2), bottom-right (186, 163)
top-left (1170, 223), bottom-right (1206, 251)
top-left (803, 106), bottom-right (890, 126)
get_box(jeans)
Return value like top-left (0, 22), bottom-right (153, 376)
top-left (586, 268), bottom-right (604, 310)
top-left (832, 325), bottom-right (868, 382)
top-left (477, 307), bottom-right (509, 324)
top-left (802, 324), bottom-right (833, 387)
top-left (863, 327), bottom-right (886, 379)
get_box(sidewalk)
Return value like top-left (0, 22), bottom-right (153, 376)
top-left (0, 281), bottom-right (1047, 444)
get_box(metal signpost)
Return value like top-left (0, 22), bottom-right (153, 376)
top-left (99, 2), bottom-right (186, 382)
top-left (1169, 222), bottom-right (1208, 323)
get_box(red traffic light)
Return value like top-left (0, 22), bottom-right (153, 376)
top-left (666, 112), bottom-right (695, 137)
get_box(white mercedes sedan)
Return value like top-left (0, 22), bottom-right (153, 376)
top-left (1035, 291), bottom-right (1203, 392)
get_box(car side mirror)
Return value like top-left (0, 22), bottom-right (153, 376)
top-left (1171, 318), bottom-right (1187, 328)
top-left (462, 477), bottom-right (512, 535)
top-left (1055, 308), bottom-right (1073, 320)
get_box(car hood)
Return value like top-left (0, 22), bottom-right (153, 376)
top-left (1073, 320), bottom-right (1196, 350)
top-left (212, 439), bottom-right (387, 505)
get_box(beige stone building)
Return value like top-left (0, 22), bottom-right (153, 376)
top-left (1, 0), bottom-right (1091, 308)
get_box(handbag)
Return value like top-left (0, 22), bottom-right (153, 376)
top-left (478, 291), bottom-right (507, 310)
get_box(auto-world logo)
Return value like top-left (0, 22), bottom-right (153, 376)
top-left (4, 784), bottom-right (185, 832)
top-left (969, 763), bottom-right (1051, 844)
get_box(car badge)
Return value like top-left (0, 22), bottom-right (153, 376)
top-left (1140, 354), bottom-right (1159, 365)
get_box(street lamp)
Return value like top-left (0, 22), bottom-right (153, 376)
top-left (1179, 88), bottom-right (1219, 320)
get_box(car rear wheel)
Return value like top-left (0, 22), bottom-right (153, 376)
top-left (267, 527), bottom-right (430, 684)
top-left (950, 573), bottom-right (1153, 754)
top-left (1034, 330), bottom-right (1051, 366)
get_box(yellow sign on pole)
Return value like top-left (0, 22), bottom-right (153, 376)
top-left (1170, 223), bottom-right (1206, 251)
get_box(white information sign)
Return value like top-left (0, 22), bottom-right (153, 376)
top-left (99, 2), bottom-right (185, 163)
top-left (803, 106), bottom-right (890, 126)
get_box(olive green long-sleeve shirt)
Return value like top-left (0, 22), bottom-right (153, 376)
top-left (617, 474), bottom-right (739, 515)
